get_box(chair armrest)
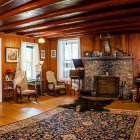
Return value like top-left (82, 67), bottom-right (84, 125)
top-left (28, 83), bottom-right (35, 86)
top-left (57, 81), bottom-right (65, 85)
top-left (47, 82), bottom-right (55, 89)
top-left (28, 83), bottom-right (35, 90)
top-left (16, 84), bottom-right (21, 88)
top-left (16, 85), bottom-right (22, 94)
top-left (48, 82), bottom-right (55, 85)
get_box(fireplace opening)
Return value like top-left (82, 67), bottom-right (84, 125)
top-left (94, 76), bottom-right (120, 98)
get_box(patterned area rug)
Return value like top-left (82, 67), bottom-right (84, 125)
top-left (0, 108), bottom-right (140, 140)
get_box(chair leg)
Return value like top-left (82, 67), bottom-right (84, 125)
top-left (54, 89), bottom-right (57, 96)
top-left (28, 95), bottom-right (30, 101)
top-left (16, 94), bottom-right (19, 101)
top-left (20, 95), bottom-right (22, 103)
top-left (35, 95), bottom-right (37, 102)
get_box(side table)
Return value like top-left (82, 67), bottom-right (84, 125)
top-left (3, 80), bottom-right (14, 101)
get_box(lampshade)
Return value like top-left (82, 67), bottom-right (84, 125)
top-left (39, 61), bottom-right (44, 65)
top-left (38, 37), bottom-right (45, 43)
top-left (36, 61), bottom-right (44, 72)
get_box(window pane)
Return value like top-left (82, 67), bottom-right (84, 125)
top-left (58, 39), bottom-right (80, 80)
top-left (26, 46), bottom-right (33, 80)
top-left (26, 62), bottom-right (32, 79)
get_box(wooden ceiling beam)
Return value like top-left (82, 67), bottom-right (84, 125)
top-left (39, 22), bottom-right (140, 38)
top-left (4, 7), bottom-right (140, 33)
top-left (0, 0), bottom-right (140, 30)
top-left (0, 0), bottom-right (10, 5)
top-left (43, 27), bottom-right (140, 38)
top-left (94, 27), bottom-right (140, 34)
top-left (0, 0), bottom-right (62, 19)
top-left (45, 32), bottom-right (95, 39)
top-left (19, 16), bottom-right (140, 35)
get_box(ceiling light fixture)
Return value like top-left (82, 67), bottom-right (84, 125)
top-left (38, 37), bottom-right (45, 43)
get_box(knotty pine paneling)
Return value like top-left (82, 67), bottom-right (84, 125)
top-left (128, 34), bottom-right (140, 77)
top-left (80, 36), bottom-right (94, 57)
top-left (49, 39), bottom-right (58, 77)
top-left (38, 40), bottom-right (50, 92)
top-left (1, 33), bottom-right (140, 99)
top-left (0, 33), bottom-right (49, 98)
top-left (48, 34), bottom-right (140, 79)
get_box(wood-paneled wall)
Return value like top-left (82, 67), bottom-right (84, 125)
top-left (48, 33), bottom-right (140, 78)
top-left (1, 32), bottom-right (140, 98)
top-left (0, 33), bottom-right (49, 97)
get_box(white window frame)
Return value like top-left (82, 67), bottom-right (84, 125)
top-left (57, 38), bottom-right (81, 81)
top-left (26, 46), bottom-right (34, 80)
top-left (21, 42), bottom-right (40, 80)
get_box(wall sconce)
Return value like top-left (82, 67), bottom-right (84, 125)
top-left (38, 37), bottom-right (45, 43)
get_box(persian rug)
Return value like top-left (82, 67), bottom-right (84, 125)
top-left (0, 108), bottom-right (140, 140)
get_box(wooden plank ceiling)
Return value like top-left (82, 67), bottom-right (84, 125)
top-left (0, 0), bottom-right (140, 39)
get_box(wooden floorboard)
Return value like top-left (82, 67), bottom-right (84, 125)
top-left (0, 94), bottom-right (140, 126)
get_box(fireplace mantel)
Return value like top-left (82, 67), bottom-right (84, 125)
top-left (82, 56), bottom-right (134, 60)
top-left (82, 56), bottom-right (134, 99)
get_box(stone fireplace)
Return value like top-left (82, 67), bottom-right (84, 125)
top-left (82, 56), bottom-right (134, 99)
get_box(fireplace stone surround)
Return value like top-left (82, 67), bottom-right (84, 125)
top-left (82, 56), bottom-right (134, 99)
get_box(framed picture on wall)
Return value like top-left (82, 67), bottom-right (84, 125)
top-left (51, 50), bottom-right (56, 58)
top-left (6, 47), bottom-right (19, 62)
top-left (41, 50), bottom-right (45, 59)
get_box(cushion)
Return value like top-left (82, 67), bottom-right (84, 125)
top-left (55, 85), bottom-right (65, 90)
top-left (17, 76), bottom-right (28, 92)
top-left (48, 84), bottom-right (66, 90)
top-left (46, 71), bottom-right (57, 85)
top-left (22, 90), bottom-right (37, 95)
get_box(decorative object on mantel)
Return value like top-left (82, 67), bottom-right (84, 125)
top-left (84, 51), bottom-right (92, 57)
top-left (92, 51), bottom-right (100, 57)
top-left (114, 46), bottom-right (130, 56)
top-left (100, 33), bottom-right (111, 56)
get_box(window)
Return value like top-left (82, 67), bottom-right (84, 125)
top-left (21, 42), bottom-right (40, 80)
top-left (26, 46), bottom-right (33, 80)
top-left (57, 38), bottom-right (80, 81)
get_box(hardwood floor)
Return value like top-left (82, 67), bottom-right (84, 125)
top-left (0, 93), bottom-right (140, 126)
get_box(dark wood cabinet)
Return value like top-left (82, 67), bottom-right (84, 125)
top-left (94, 76), bottom-right (120, 98)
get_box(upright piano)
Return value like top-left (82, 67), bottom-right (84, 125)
top-left (69, 59), bottom-right (84, 91)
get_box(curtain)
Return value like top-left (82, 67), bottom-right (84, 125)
top-left (14, 42), bottom-right (40, 88)
top-left (57, 40), bottom-right (64, 81)
top-left (32, 43), bottom-right (40, 78)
